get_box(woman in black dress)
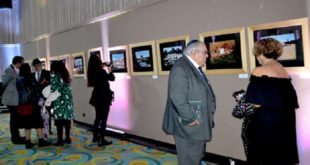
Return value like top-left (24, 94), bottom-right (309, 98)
top-left (87, 54), bottom-right (115, 147)
top-left (245, 38), bottom-right (299, 164)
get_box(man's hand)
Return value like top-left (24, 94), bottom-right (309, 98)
top-left (187, 120), bottom-right (199, 126)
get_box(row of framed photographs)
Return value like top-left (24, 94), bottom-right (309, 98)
top-left (108, 17), bottom-right (308, 75)
top-left (205, 17), bottom-right (309, 74)
top-left (26, 17), bottom-right (310, 77)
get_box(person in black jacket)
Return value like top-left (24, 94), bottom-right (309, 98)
top-left (32, 58), bottom-right (53, 135)
top-left (87, 54), bottom-right (115, 147)
top-left (32, 59), bottom-right (50, 89)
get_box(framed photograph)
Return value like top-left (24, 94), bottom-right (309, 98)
top-left (156, 35), bottom-right (189, 75)
top-left (199, 27), bottom-right (248, 74)
top-left (88, 47), bottom-right (103, 62)
top-left (58, 54), bottom-right (72, 74)
top-left (70, 52), bottom-right (86, 77)
top-left (129, 41), bottom-right (157, 76)
top-left (108, 46), bottom-right (128, 73)
top-left (248, 17), bottom-right (310, 71)
top-left (39, 58), bottom-right (47, 70)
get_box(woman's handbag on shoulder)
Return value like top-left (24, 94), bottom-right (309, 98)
top-left (232, 90), bottom-right (254, 119)
top-left (18, 104), bottom-right (32, 116)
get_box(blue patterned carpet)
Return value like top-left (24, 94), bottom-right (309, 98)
top-left (0, 113), bottom-right (210, 165)
top-left (0, 113), bottom-right (177, 165)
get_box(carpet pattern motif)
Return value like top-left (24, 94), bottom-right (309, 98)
top-left (0, 113), bottom-right (209, 165)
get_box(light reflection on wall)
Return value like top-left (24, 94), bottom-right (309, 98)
top-left (0, 44), bottom-right (21, 76)
top-left (100, 20), bottom-right (132, 131)
top-left (108, 74), bottom-right (132, 130)
top-left (291, 73), bottom-right (310, 164)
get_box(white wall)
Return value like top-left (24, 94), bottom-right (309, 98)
top-left (107, 0), bottom-right (308, 161)
top-left (19, 0), bottom-right (310, 163)
top-left (0, 44), bottom-right (20, 79)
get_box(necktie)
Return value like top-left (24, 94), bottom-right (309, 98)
top-left (198, 67), bottom-right (207, 82)
top-left (198, 66), bottom-right (215, 98)
top-left (36, 72), bottom-right (40, 81)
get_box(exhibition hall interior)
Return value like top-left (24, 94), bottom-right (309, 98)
top-left (1, 0), bottom-right (310, 164)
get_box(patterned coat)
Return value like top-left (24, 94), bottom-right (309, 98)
top-left (50, 74), bottom-right (74, 120)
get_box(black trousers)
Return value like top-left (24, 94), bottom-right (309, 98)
top-left (46, 106), bottom-right (53, 132)
top-left (55, 119), bottom-right (71, 142)
top-left (7, 106), bottom-right (21, 141)
top-left (93, 104), bottom-right (111, 140)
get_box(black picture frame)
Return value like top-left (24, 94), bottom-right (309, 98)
top-left (129, 41), bottom-right (157, 76)
top-left (199, 28), bottom-right (248, 74)
top-left (159, 41), bottom-right (185, 70)
top-left (156, 35), bottom-right (189, 75)
top-left (248, 18), bottom-right (309, 71)
top-left (109, 49), bottom-right (128, 73)
top-left (132, 46), bottom-right (154, 72)
top-left (254, 26), bottom-right (303, 67)
top-left (70, 52), bottom-right (86, 77)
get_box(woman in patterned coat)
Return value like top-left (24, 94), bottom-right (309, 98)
top-left (50, 61), bottom-right (74, 146)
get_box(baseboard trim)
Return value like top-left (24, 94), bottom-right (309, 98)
top-left (74, 120), bottom-right (246, 165)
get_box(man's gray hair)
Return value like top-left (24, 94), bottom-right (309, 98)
top-left (183, 40), bottom-right (205, 56)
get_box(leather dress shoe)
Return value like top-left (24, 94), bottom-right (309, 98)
top-left (12, 137), bottom-right (26, 144)
top-left (64, 138), bottom-right (71, 144)
top-left (25, 140), bottom-right (35, 149)
top-left (53, 141), bottom-right (64, 146)
top-left (98, 139), bottom-right (112, 146)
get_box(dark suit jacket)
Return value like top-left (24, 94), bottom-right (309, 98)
top-left (89, 69), bottom-right (115, 107)
top-left (32, 69), bottom-right (50, 89)
top-left (162, 56), bottom-right (216, 141)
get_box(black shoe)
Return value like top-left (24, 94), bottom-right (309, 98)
top-left (103, 140), bottom-right (112, 146)
top-left (98, 139), bottom-right (112, 146)
top-left (38, 139), bottom-right (51, 147)
top-left (53, 141), bottom-right (64, 146)
top-left (25, 140), bottom-right (35, 149)
top-left (12, 137), bottom-right (26, 144)
top-left (64, 138), bottom-right (71, 144)
top-left (49, 131), bottom-right (53, 135)
top-left (92, 137), bottom-right (98, 143)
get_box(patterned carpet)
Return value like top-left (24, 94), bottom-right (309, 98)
top-left (0, 113), bottom-right (210, 165)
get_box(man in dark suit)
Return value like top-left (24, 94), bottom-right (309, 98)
top-left (32, 58), bottom-right (52, 134)
top-left (2, 56), bottom-right (25, 144)
top-left (162, 40), bottom-right (216, 165)
top-left (32, 58), bottom-right (50, 89)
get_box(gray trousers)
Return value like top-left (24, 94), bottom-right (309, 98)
top-left (174, 135), bottom-right (206, 165)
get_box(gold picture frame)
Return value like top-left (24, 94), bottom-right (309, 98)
top-left (88, 47), bottom-right (103, 62)
top-left (70, 52), bottom-right (86, 77)
top-left (39, 58), bottom-right (47, 70)
top-left (156, 35), bottom-right (190, 75)
top-left (128, 41), bottom-right (157, 76)
top-left (199, 27), bottom-right (248, 74)
top-left (248, 17), bottom-right (310, 72)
